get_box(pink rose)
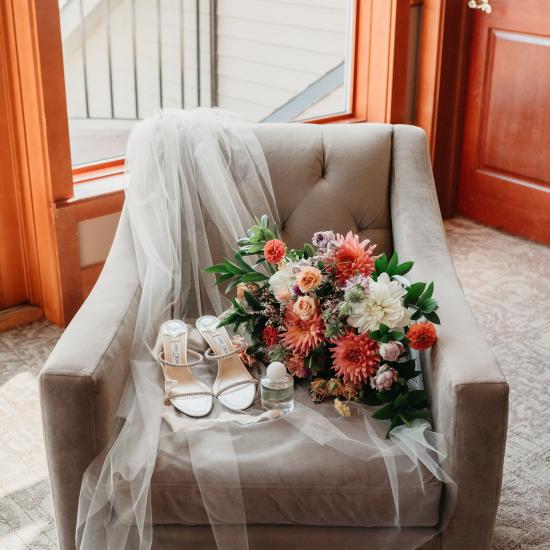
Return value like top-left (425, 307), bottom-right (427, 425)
top-left (292, 296), bottom-right (317, 321)
top-left (379, 341), bottom-right (404, 362)
top-left (370, 365), bottom-right (398, 392)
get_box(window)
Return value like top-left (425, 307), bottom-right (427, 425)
top-left (59, 0), bottom-right (355, 167)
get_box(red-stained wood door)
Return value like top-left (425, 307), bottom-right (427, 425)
top-left (459, 0), bottom-right (550, 245)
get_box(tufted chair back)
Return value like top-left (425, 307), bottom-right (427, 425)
top-left (204, 122), bottom-right (394, 268)
top-left (252, 123), bottom-right (393, 256)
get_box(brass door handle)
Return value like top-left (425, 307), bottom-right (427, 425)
top-left (468, 0), bottom-right (492, 13)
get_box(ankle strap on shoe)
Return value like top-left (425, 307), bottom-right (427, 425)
top-left (158, 349), bottom-right (203, 368)
top-left (204, 343), bottom-right (246, 361)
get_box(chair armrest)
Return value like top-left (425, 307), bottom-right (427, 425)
top-left (40, 210), bottom-right (139, 550)
top-left (390, 125), bottom-right (509, 550)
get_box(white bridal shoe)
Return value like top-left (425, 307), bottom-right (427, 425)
top-left (158, 320), bottom-right (213, 417)
top-left (196, 315), bottom-right (257, 412)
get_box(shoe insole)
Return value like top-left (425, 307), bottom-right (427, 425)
top-left (196, 315), bottom-right (256, 411)
top-left (161, 320), bottom-right (212, 417)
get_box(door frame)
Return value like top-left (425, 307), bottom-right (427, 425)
top-left (416, 0), bottom-right (472, 219)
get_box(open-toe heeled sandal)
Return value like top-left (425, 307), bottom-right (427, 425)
top-left (158, 320), bottom-right (213, 417)
top-left (195, 315), bottom-right (257, 412)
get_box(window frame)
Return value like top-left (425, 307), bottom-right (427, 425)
top-left (3, 0), bottom-right (416, 325)
top-left (69, 0), bottom-right (413, 187)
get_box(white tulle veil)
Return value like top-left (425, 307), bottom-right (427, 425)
top-left (75, 108), bottom-right (455, 550)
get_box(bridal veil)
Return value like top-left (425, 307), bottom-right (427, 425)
top-left (75, 108), bottom-right (455, 550)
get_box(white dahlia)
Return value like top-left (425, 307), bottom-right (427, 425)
top-left (347, 273), bottom-right (410, 333)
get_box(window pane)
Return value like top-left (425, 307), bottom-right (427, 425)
top-left (59, 0), bottom-right (354, 167)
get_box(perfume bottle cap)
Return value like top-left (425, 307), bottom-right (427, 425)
top-left (266, 361), bottom-right (287, 382)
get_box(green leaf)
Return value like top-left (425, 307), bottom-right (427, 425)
top-left (360, 391), bottom-right (382, 406)
top-left (389, 331), bottom-right (405, 341)
top-left (225, 278), bottom-right (242, 294)
top-left (411, 309), bottom-right (423, 321)
top-left (387, 251), bottom-right (398, 275)
top-left (215, 272), bottom-right (234, 285)
top-left (375, 253), bottom-right (388, 274)
top-left (395, 359), bottom-right (416, 380)
top-left (395, 260), bottom-right (414, 276)
top-left (398, 413), bottom-right (412, 427)
top-left (424, 311), bottom-right (441, 325)
top-left (223, 260), bottom-right (246, 275)
top-left (241, 243), bottom-right (264, 255)
top-left (394, 392), bottom-right (409, 410)
top-left (204, 263), bottom-right (228, 273)
top-left (377, 389), bottom-right (398, 403)
top-left (240, 272), bottom-right (268, 283)
top-left (369, 330), bottom-right (382, 341)
top-left (407, 390), bottom-right (428, 408)
top-left (303, 243), bottom-right (316, 258)
top-left (420, 297), bottom-right (438, 314)
top-left (217, 311), bottom-right (238, 328)
top-left (260, 214), bottom-right (269, 228)
top-left (386, 415), bottom-right (405, 437)
top-left (406, 282), bottom-right (426, 301)
top-left (243, 290), bottom-right (261, 310)
top-left (406, 409), bottom-right (429, 421)
top-left (372, 403), bottom-right (395, 420)
top-left (231, 298), bottom-right (245, 313)
top-left (234, 252), bottom-right (253, 272)
top-left (379, 323), bottom-right (389, 335)
top-left (419, 281), bottom-right (434, 302)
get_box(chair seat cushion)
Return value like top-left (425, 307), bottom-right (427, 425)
top-left (150, 404), bottom-right (442, 528)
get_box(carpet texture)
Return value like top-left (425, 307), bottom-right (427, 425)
top-left (0, 218), bottom-right (548, 549)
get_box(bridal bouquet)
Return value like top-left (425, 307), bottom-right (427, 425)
top-left (206, 216), bottom-right (440, 434)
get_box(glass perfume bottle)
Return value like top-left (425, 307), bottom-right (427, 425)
top-left (261, 362), bottom-right (294, 414)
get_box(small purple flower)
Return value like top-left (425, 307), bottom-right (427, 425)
top-left (312, 230), bottom-right (335, 250)
top-left (299, 366), bottom-right (312, 378)
top-left (343, 274), bottom-right (370, 292)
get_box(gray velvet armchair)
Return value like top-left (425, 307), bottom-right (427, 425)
top-left (41, 124), bottom-right (509, 550)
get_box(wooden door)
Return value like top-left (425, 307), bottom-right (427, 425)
top-left (459, 0), bottom-right (550, 245)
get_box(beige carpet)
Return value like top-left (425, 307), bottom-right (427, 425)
top-left (0, 217), bottom-right (548, 549)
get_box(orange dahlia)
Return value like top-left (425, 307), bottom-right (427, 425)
top-left (282, 306), bottom-right (325, 355)
top-left (331, 332), bottom-right (380, 385)
top-left (407, 322), bottom-right (437, 350)
top-left (264, 239), bottom-right (286, 264)
top-left (333, 231), bottom-right (376, 284)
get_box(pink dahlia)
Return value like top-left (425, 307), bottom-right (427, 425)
top-left (331, 332), bottom-right (380, 385)
top-left (333, 231), bottom-right (376, 285)
top-left (282, 307), bottom-right (325, 355)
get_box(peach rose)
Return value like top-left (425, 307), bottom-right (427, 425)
top-left (293, 296), bottom-right (317, 321)
top-left (296, 266), bottom-right (322, 293)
